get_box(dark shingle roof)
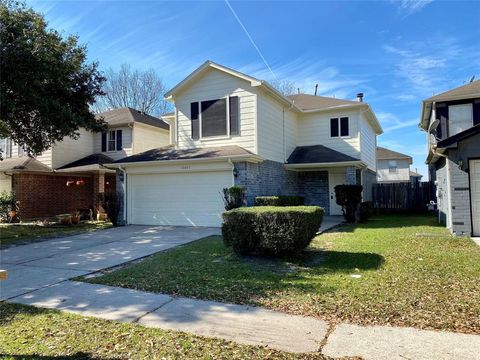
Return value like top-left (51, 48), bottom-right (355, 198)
top-left (376, 147), bottom-right (412, 161)
top-left (287, 94), bottom-right (360, 111)
top-left (0, 157), bottom-right (52, 172)
top-left (96, 108), bottom-right (169, 130)
top-left (56, 153), bottom-right (114, 171)
top-left (437, 123), bottom-right (480, 148)
top-left (426, 80), bottom-right (480, 102)
top-left (113, 145), bottom-right (256, 164)
top-left (287, 145), bottom-right (360, 164)
top-left (410, 170), bottom-right (423, 178)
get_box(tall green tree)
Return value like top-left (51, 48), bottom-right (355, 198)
top-left (0, 0), bottom-right (106, 156)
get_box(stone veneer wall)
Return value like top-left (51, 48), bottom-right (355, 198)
top-left (362, 169), bottom-right (377, 201)
top-left (297, 171), bottom-right (329, 213)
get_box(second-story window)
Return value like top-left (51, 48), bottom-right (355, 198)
top-left (108, 130), bottom-right (117, 151)
top-left (448, 103), bottom-right (473, 136)
top-left (190, 96), bottom-right (239, 139)
top-left (388, 160), bottom-right (398, 174)
top-left (18, 146), bottom-right (25, 157)
top-left (330, 117), bottom-right (349, 137)
top-left (0, 138), bottom-right (12, 158)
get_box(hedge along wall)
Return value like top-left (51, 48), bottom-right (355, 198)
top-left (222, 206), bottom-right (324, 256)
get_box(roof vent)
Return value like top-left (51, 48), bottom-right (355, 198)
top-left (356, 93), bottom-right (364, 102)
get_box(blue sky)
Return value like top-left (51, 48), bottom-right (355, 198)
top-left (29, 0), bottom-right (480, 177)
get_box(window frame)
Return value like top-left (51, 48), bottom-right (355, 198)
top-left (191, 96), bottom-right (239, 140)
top-left (448, 103), bottom-right (473, 137)
top-left (388, 160), bottom-right (398, 174)
top-left (107, 130), bottom-right (117, 152)
top-left (0, 138), bottom-right (12, 158)
top-left (330, 116), bottom-right (350, 138)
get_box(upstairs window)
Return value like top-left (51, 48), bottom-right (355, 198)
top-left (0, 138), bottom-right (12, 158)
top-left (330, 117), bottom-right (349, 137)
top-left (388, 160), bottom-right (398, 174)
top-left (448, 103), bottom-right (473, 136)
top-left (108, 130), bottom-right (117, 151)
top-left (101, 130), bottom-right (123, 152)
top-left (190, 96), bottom-right (239, 139)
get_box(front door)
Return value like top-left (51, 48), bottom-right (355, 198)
top-left (470, 160), bottom-right (480, 236)
top-left (329, 171), bottom-right (346, 215)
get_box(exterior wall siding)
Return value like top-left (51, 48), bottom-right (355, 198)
top-left (359, 113), bottom-right (377, 171)
top-left (174, 70), bottom-right (257, 153)
top-left (362, 168), bottom-right (377, 201)
top-left (93, 126), bottom-right (133, 161)
top-left (0, 173), bottom-right (12, 193)
top-left (52, 129), bottom-right (94, 169)
top-left (133, 123), bottom-right (170, 153)
top-left (377, 159), bottom-right (411, 182)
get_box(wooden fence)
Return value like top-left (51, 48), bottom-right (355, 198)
top-left (372, 182), bottom-right (435, 213)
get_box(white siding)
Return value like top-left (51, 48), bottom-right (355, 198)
top-left (359, 112), bottom-right (377, 171)
top-left (94, 126), bottom-right (133, 161)
top-left (52, 129), bottom-right (94, 168)
top-left (297, 110), bottom-right (361, 159)
top-left (257, 90), bottom-right (298, 162)
top-left (174, 70), bottom-right (257, 152)
top-left (36, 149), bottom-right (53, 168)
top-left (377, 159), bottom-right (410, 182)
top-left (133, 123), bottom-right (170, 153)
top-left (0, 173), bottom-right (12, 193)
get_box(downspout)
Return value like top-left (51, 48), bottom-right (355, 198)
top-left (118, 165), bottom-right (127, 225)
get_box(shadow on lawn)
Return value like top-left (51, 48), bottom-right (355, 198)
top-left (0, 353), bottom-right (112, 360)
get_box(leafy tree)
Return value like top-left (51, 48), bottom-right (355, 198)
top-left (94, 64), bottom-right (171, 116)
top-left (0, 0), bottom-right (106, 156)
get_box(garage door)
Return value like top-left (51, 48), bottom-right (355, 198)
top-left (128, 170), bottom-right (232, 227)
top-left (470, 160), bottom-right (480, 236)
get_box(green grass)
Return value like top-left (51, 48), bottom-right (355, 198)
top-left (0, 221), bottom-right (112, 247)
top-left (0, 303), bottom-right (319, 359)
top-left (83, 215), bottom-right (480, 334)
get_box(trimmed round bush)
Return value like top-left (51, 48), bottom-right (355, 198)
top-left (254, 196), bottom-right (305, 206)
top-left (222, 206), bottom-right (324, 256)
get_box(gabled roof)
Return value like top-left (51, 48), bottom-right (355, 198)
top-left (110, 145), bottom-right (261, 165)
top-left (287, 94), bottom-right (359, 111)
top-left (164, 60), bottom-right (383, 134)
top-left (0, 157), bottom-right (52, 172)
top-left (287, 145), bottom-right (360, 164)
top-left (410, 170), bottom-right (423, 178)
top-left (425, 80), bottom-right (480, 102)
top-left (376, 147), bottom-right (412, 162)
top-left (56, 153), bottom-right (114, 172)
top-left (96, 108), bottom-right (169, 130)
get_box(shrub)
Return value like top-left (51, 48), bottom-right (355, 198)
top-left (0, 191), bottom-right (18, 222)
top-left (222, 206), bottom-right (324, 256)
top-left (254, 195), bottom-right (305, 206)
top-left (98, 192), bottom-right (119, 226)
top-left (334, 185), bottom-right (363, 222)
top-left (222, 186), bottom-right (246, 210)
top-left (359, 201), bottom-right (374, 222)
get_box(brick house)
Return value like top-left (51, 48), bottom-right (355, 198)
top-left (0, 108), bottom-right (169, 219)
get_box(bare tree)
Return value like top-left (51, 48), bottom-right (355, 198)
top-left (270, 79), bottom-right (297, 96)
top-left (95, 64), bottom-right (171, 116)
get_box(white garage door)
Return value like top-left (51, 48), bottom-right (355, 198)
top-left (128, 170), bottom-right (232, 227)
top-left (470, 160), bottom-right (480, 236)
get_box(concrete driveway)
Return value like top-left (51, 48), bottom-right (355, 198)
top-left (0, 225), bottom-right (220, 300)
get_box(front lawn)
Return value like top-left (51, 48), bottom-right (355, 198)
top-left (82, 215), bottom-right (480, 334)
top-left (0, 303), bottom-right (315, 359)
top-left (0, 221), bottom-right (112, 247)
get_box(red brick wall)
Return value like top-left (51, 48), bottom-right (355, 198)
top-left (13, 173), bottom-right (95, 219)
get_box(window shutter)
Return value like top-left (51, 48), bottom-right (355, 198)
top-left (229, 96), bottom-right (239, 135)
top-left (330, 118), bottom-right (339, 137)
top-left (101, 132), bottom-right (107, 152)
top-left (473, 100), bottom-right (480, 126)
top-left (116, 130), bottom-right (123, 150)
top-left (191, 102), bottom-right (199, 140)
top-left (340, 117), bottom-right (349, 136)
top-left (436, 103), bottom-right (448, 139)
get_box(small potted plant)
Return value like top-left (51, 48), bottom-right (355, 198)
top-left (71, 211), bottom-right (81, 225)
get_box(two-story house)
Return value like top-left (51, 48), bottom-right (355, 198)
top-left (0, 107), bottom-right (169, 219)
top-left (108, 61), bottom-right (382, 227)
top-left (419, 80), bottom-right (480, 236)
top-left (376, 146), bottom-right (414, 183)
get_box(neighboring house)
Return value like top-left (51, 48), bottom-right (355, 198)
top-left (419, 80), bottom-right (480, 236)
top-left (409, 170), bottom-right (423, 185)
top-left (376, 146), bottom-right (413, 183)
top-left (0, 108), bottom-right (169, 219)
top-left (108, 61), bottom-right (383, 227)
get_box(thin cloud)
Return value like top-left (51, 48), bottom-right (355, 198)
top-left (391, 0), bottom-right (434, 14)
top-left (377, 112), bottom-right (419, 133)
top-left (224, 0), bottom-right (276, 80)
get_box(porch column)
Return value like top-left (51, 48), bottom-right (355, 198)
top-left (92, 172), bottom-right (105, 212)
top-left (345, 166), bottom-right (357, 185)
